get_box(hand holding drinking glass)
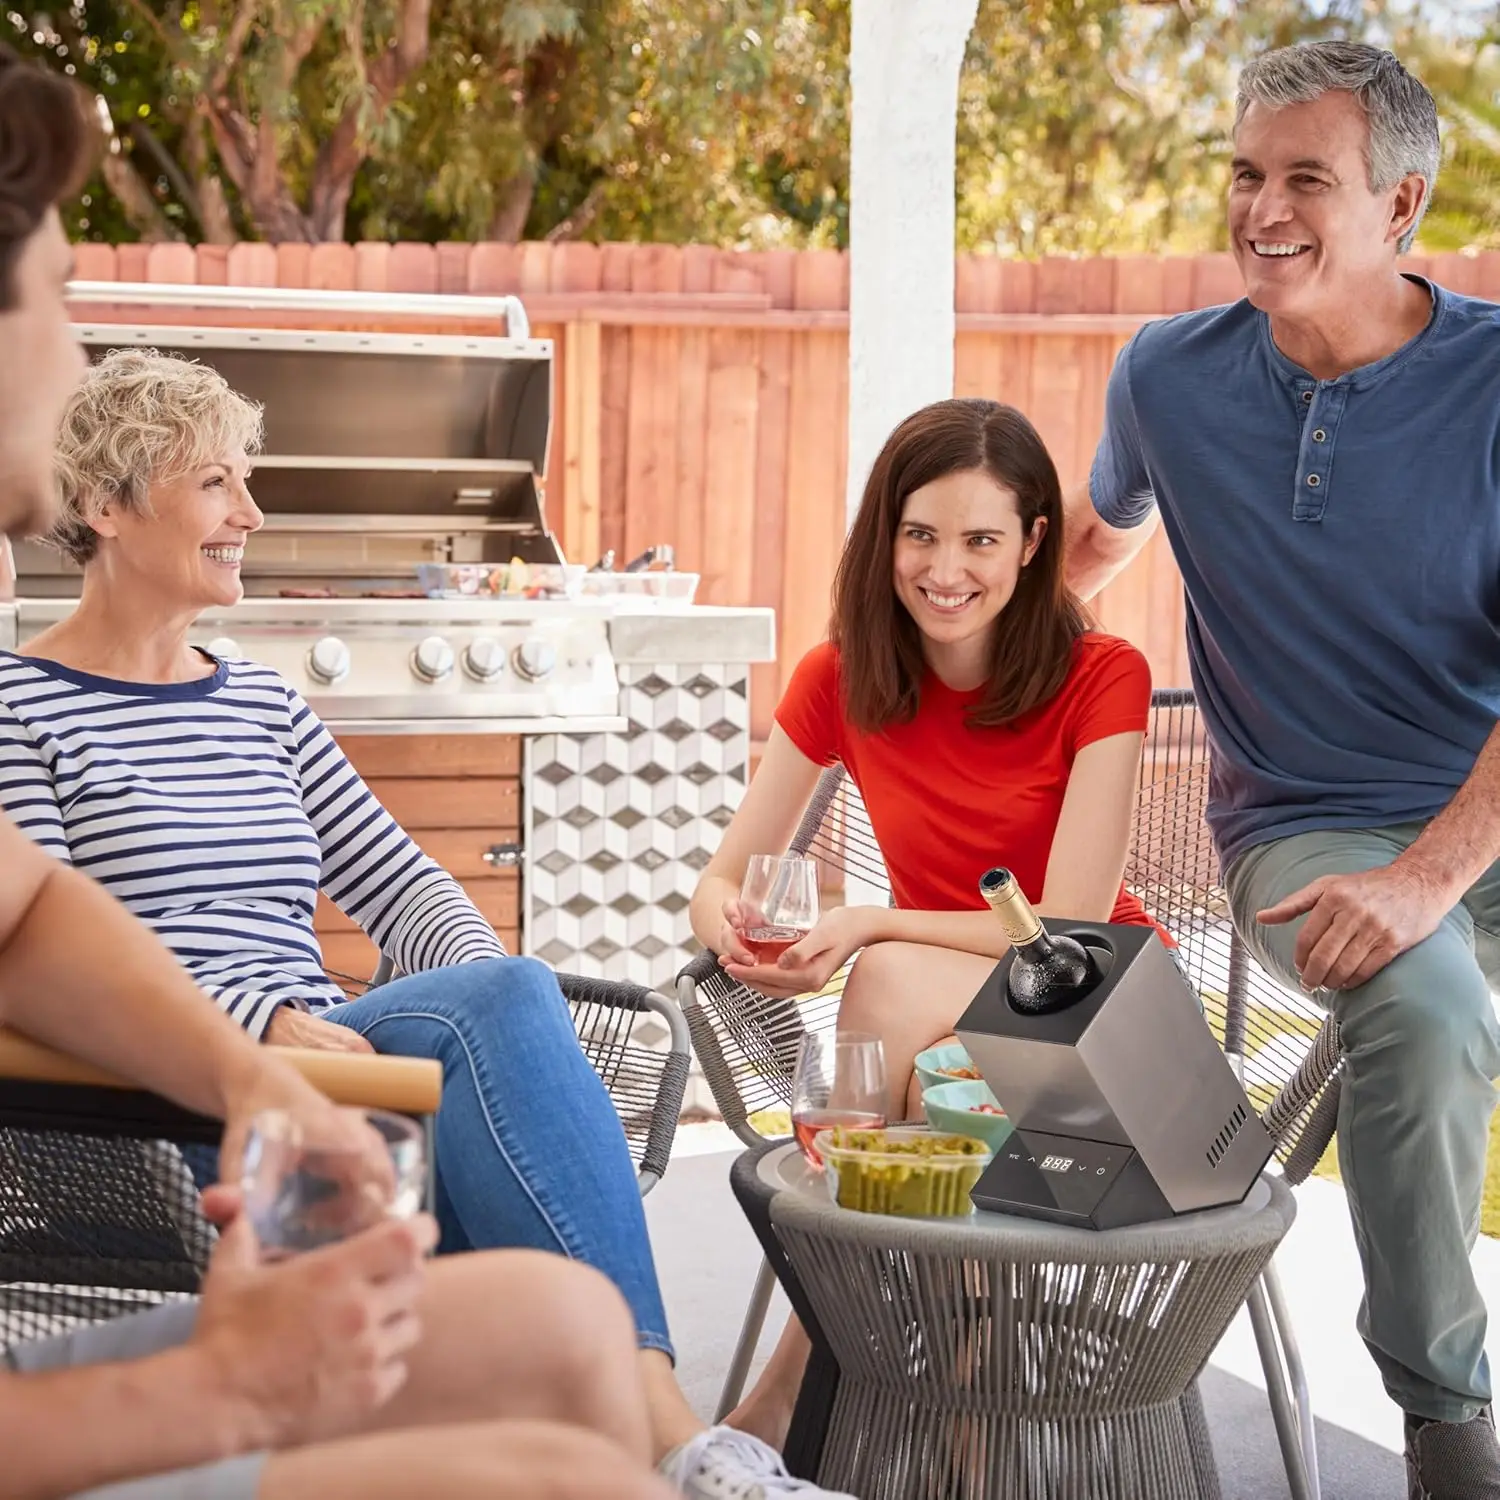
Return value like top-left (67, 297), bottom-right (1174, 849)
top-left (791, 1029), bottom-right (888, 1167)
top-left (736, 853), bottom-right (820, 962)
top-left (240, 1106), bottom-right (426, 1257)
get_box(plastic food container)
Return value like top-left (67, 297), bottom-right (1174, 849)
top-left (576, 571), bottom-right (700, 603)
top-left (415, 563), bottom-right (584, 600)
top-left (815, 1126), bottom-right (991, 1218)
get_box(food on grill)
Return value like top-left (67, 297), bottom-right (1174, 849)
top-left (415, 562), bottom-right (582, 600)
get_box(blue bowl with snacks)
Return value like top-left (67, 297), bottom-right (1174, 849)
top-left (913, 1042), bottom-right (983, 1094)
top-left (921, 1079), bottom-right (1014, 1153)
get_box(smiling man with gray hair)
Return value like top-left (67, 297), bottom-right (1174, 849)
top-left (1065, 39), bottom-right (1500, 1498)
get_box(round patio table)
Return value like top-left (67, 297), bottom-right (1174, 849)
top-left (731, 1140), bottom-right (1295, 1500)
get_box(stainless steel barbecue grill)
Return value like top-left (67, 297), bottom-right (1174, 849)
top-left (1, 284), bottom-right (622, 735)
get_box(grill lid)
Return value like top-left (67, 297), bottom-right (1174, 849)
top-left (74, 320), bottom-right (555, 541)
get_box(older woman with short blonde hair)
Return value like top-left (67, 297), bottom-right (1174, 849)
top-left (0, 348), bottom-right (849, 1500)
top-left (49, 347), bottom-right (266, 568)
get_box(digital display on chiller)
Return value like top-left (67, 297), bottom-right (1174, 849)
top-left (1039, 1154), bottom-right (1075, 1174)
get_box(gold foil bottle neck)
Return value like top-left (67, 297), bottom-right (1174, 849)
top-left (978, 867), bottom-right (1043, 947)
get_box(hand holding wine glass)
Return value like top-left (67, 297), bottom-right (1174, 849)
top-left (735, 853), bottom-right (820, 962)
top-left (791, 1029), bottom-right (888, 1167)
top-left (240, 1105), bottom-right (426, 1257)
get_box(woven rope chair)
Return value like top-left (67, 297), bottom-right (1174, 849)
top-left (0, 966), bottom-right (690, 1353)
top-left (676, 688), bottom-right (1334, 1500)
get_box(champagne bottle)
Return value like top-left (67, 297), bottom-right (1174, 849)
top-left (978, 867), bottom-right (1098, 1014)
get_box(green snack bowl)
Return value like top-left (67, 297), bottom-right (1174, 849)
top-left (913, 1042), bottom-right (982, 1093)
top-left (921, 1080), bottom-right (1015, 1153)
top-left (816, 1126), bottom-right (992, 1218)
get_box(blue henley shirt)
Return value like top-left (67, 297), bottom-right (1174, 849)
top-left (1090, 277), bottom-right (1500, 870)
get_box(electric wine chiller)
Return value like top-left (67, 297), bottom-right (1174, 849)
top-left (955, 918), bottom-right (1275, 1230)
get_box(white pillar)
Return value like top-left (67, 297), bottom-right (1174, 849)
top-left (847, 0), bottom-right (979, 525)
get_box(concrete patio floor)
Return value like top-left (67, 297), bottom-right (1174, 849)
top-left (645, 1123), bottom-right (1500, 1499)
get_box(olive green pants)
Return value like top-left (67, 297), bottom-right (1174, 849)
top-left (1227, 821), bottom-right (1500, 1422)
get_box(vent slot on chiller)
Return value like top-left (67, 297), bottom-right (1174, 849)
top-left (1206, 1102), bottom-right (1249, 1169)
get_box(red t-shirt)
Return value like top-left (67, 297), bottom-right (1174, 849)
top-left (774, 633), bottom-right (1157, 927)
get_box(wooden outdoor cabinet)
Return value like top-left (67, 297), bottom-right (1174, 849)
top-left (321, 734), bottom-right (524, 978)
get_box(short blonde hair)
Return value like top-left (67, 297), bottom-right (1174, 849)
top-left (50, 348), bottom-right (264, 565)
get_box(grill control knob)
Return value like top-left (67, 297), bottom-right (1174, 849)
top-left (411, 634), bottom-right (455, 683)
top-left (205, 636), bottom-right (239, 661)
top-left (463, 636), bottom-right (507, 683)
top-left (512, 638), bottom-right (558, 682)
top-left (307, 636), bottom-right (351, 686)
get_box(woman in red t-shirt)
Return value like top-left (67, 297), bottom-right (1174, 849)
top-left (689, 397), bottom-right (1156, 1444)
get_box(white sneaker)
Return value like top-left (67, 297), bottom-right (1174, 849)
top-left (659, 1425), bottom-right (858, 1499)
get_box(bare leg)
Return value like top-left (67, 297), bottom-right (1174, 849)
top-left (261, 1418), bottom-right (675, 1500)
top-left (727, 941), bottom-right (996, 1448)
top-left (638, 1347), bottom-right (703, 1459)
top-left (723, 1311), bottom-right (812, 1448)
top-left (353, 1248), bottom-right (653, 1464)
top-left (837, 942), bottom-right (997, 1124)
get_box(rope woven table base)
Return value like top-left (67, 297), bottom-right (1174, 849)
top-left (817, 1385), bottom-right (1219, 1500)
top-left (743, 1144), bottom-right (1295, 1500)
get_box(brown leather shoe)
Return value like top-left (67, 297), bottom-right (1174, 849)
top-left (1406, 1407), bottom-right (1500, 1499)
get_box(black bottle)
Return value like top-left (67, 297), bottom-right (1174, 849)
top-left (978, 867), bottom-right (1098, 1014)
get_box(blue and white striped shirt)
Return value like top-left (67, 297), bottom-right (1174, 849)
top-left (0, 652), bottom-right (505, 1037)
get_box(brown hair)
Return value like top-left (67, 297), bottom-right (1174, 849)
top-left (0, 47), bottom-right (93, 310)
top-left (830, 397), bottom-right (1088, 732)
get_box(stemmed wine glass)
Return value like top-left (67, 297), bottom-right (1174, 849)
top-left (790, 1030), bottom-right (888, 1167)
top-left (737, 853), bottom-right (820, 962)
top-left (240, 1106), bottom-right (426, 1257)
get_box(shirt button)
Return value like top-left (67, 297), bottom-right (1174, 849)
top-left (1306, 474), bottom-right (1321, 488)
top-left (1312, 428), bottom-right (1327, 442)
top-left (1301, 390), bottom-right (1314, 403)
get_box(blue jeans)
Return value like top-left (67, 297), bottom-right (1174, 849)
top-left (321, 956), bottom-right (673, 1360)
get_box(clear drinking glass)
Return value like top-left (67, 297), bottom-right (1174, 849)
top-left (240, 1106), bottom-right (426, 1257)
top-left (738, 853), bottom-right (820, 962)
top-left (790, 1029), bottom-right (888, 1167)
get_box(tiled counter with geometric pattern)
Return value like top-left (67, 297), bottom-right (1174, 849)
top-left (524, 608), bottom-right (776, 992)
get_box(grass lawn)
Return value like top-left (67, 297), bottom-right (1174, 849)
top-left (750, 1108), bottom-right (792, 1137)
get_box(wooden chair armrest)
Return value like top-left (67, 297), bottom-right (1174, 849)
top-left (270, 1048), bottom-right (443, 1115)
top-left (0, 1027), bottom-right (442, 1117)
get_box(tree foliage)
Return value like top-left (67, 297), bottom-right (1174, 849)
top-left (9, 0), bottom-right (1500, 252)
top-left (955, 0), bottom-right (1377, 255)
top-left (352, 2), bottom-right (850, 245)
top-left (1386, 7), bottom-right (1500, 252)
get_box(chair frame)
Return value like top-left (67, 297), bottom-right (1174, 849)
top-left (363, 956), bottom-right (692, 1196)
top-left (676, 687), bottom-right (1335, 1500)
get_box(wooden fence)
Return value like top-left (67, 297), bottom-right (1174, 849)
top-left (69, 239), bottom-right (1500, 742)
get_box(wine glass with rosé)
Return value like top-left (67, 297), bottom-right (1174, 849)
top-left (791, 1030), bottom-right (888, 1167)
top-left (737, 853), bottom-right (820, 962)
